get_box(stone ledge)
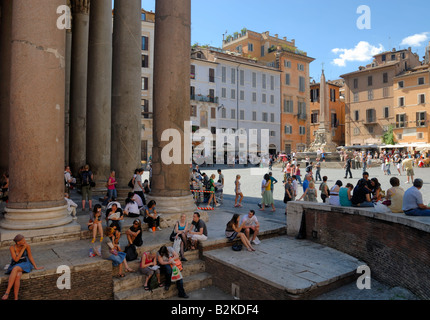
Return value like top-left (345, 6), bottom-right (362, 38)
top-left (286, 201), bottom-right (430, 237)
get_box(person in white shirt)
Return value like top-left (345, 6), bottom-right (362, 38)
top-left (291, 175), bottom-right (298, 200)
top-left (240, 210), bottom-right (260, 244)
top-left (124, 193), bottom-right (140, 218)
top-left (64, 193), bottom-right (77, 220)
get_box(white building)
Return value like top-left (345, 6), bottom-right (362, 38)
top-left (198, 48), bottom-right (282, 157)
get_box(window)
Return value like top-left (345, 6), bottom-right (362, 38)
top-left (353, 78), bottom-right (358, 89)
top-left (262, 74), bottom-right (266, 89)
top-left (252, 72), bottom-right (257, 88)
top-left (311, 111), bottom-right (319, 124)
top-left (221, 108), bottom-right (226, 119)
top-left (368, 89), bottom-right (374, 101)
top-left (239, 90), bottom-right (245, 101)
top-left (299, 126), bottom-right (306, 135)
top-left (284, 60), bottom-right (291, 68)
top-left (270, 131), bottom-right (276, 137)
top-left (261, 45), bottom-right (265, 57)
top-left (209, 89), bottom-right (215, 102)
top-left (284, 125), bottom-right (292, 134)
top-left (382, 54), bottom-right (386, 62)
top-left (417, 132), bottom-right (424, 139)
top-left (398, 97), bottom-right (405, 107)
top-left (396, 114), bottom-right (406, 128)
top-left (221, 67), bottom-right (226, 83)
top-left (248, 43), bottom-right (254, 52)
top-left (252, 92), bottom-right (257, 102)
top-left (368, 76), bottom-right (373, 86)
top-left (354, 110), bottom-right (359, 121)
top-left (252, 111), bottom-right (257, 121)
top-left (270, 113), bottom-right (275, 123)
top-left (367, 126), bottom-right (374, 134)
top-left (285, 73), bottom-right (290, 85)
top-left (418, 77), bottom-right (425, 85)
top-left (418, 94), bottom-right (426, 104)
top-left (398, 81), bottom-right (404, 88)
top-left (416, 112), bottom-right (426, 127)
top-left (270, 95), bottom-right (275, 104)
top-left (284, 99), bottom-right (294, 113)
top-left (239, 70), bottom-right (245, 86)
top-left (190, 65), bottom-right (196, 79)
top-left (190, 86), bottom-right (195, 98)
top-left (240, 110), bottom-right (245, 120)
top-left (142, 36), bottom-right (149, 51)
top-left (383, 72), bottom-right (388, 84)
top-left (299, 76), bottom-right (305, 92)
top-left (141, 77), bottom-right (148, 90)
top-left (209, 68), bottom-right (215, 83)
top-left (330, 88), bottom-right (336, 102)
top-left (190, 105), bottom-right (197, 117)
top-left (383, 106), bottom-right (389, 119)
top-left (270, 76), bottom-right (275, 90)
top-left (262, 93), bottom-right (267, 103)
top-left (331, 112), bottom-right (338, 128)
top-left (231, 68), bottom-right (236, 84)
top-left (353, 92), bottom-right (359, 103)
top-left (366, 109), bottom-right (376, 123)
top-left (391, 54), bottom-right (396, 61)
top-left (383, 87), bottom-right (390, 98)
top-left (298, 101), bottom-right (306, 116)
top-left (298, 63), bottom-right (305, 71)
top-left (230, 89), bottom-right (236, 100)
top-left (311, 88), bottom-right (320, 102)
top-left (353, 127), bottom-right (360, 135)
top-left (231, 109), bottom-right (236, 119)
top-left (262, 112), bottom-right (268, 122)
top-left (142, 55), bottom-right (149, 68)
top-left (211, 108), bottom-right (216, 119)
top-left (221, 88), bottom-right (227, 99)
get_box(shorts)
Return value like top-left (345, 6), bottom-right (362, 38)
top-left (406, 168), bottom-right (414, 176)
top-left (81, 185), bottom-right (92, 200)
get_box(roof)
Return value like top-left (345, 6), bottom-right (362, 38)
top-left (340, 61), bottom-right (399, 78)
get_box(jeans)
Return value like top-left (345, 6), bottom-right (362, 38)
top-left (345, 167), bottom-right (353, 178)
top-left (353, 201), bottom-right (374, 207)
top-left (404, 208), bottom-right (430, 216)
top-left (315, 169), bottom-right (322, 181)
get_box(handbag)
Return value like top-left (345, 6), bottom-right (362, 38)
top-left (125, 244), bottom-right (138, 261)
top-left (232, 243), bottom-right (242, 251)
top-left (171, 264), bottom-right (183, 282)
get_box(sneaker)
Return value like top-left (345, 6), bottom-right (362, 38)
top-left (157, 226), bottom-right (162, 231)
top-left (149, 228), bottom-right (153, 233)
top-left (216, 203), bottom-right (221, 207)
top-left (257, 203), bottom-right (262, 209)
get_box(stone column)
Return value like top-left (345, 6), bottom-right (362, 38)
top-left (111, 0), bottom-right (141, 188)
top-left (0, 0), bottom-right (79, 240)
top-left (86, 0), bottom-right (112, 185)
top-left (0, 0), bottom-right (12, 174)
top-left (69, 0), bottom-right (90, 174)
top-left (148, 0), bottom-right (198, 227)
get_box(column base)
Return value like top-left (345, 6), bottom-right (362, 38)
top-left (0, 205), bottom-right (81, 241)
top-left (145, 194), bottom-right (208, 228)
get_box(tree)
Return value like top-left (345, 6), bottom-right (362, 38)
top-left (381, 125), bottom-right (396, 145)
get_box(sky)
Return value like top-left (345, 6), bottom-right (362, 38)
top-left (139, 0), bottom-right (430, 82)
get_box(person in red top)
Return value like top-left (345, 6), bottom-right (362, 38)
top-left (139, 251), bottom-right (162, 291)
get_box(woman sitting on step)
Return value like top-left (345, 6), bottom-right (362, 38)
top-left (139, 251), bottom-right (163, 291)
top-left (225, 214), bottom-right (256, 252)
top-left (101, 227), bottom-right (134, 278)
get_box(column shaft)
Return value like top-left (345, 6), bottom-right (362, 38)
top-left (111, 0), bottom-right (142, 187)
top-left (69, 0), bottom-right (90, 174)
top-left (1, 0), bottom-right (74, 235)
top-left (86, 0), bottom-right (112, 183)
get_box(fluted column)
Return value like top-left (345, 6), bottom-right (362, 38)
top-left (0, 0), bottom-right (12, 174)
top-left (111, 0), bottom-right (141, 187)
top-left (148, 0), bottom-right (198, 225)
top-left (85, 0), bottom-right (112, 184)
top-left (0, 0), bottom-right (79, 239)
top-left (69, 0), bottom-right (90, 174)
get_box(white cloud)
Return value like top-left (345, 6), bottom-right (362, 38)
top-left (400, 32), bottom-right (429, 47)
top-left (331, 41), bottom-right (384, 67)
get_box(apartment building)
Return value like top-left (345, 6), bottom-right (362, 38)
top-left (393, 64), bottom-right (430, 145)
top-left (222, 30), bottom-right (314, 153)
top-left (341, 48), bottom-right (421, 146)
top-left (310, 79), bottom-right (346, 147)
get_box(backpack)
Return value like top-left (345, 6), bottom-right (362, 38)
top-left (125, 244), bottom-right (138, 261)
top-left (81, 171), bottom-right (91, 186)
top-left (148, 273), bottom-right (159, 291)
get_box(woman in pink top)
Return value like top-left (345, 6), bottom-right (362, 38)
top-left (107, 170), bottom-right (118, 202)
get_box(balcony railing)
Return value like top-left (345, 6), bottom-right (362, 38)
top-left (297, 113), bottom-right (307, 120)
top-left (190, 94), bottom-right (219, 104)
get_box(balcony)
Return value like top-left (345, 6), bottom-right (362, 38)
top-left (297, 113), bottom-right (307, 120)
top-left (191, 94), bottom-right (219, 104)
top-left (364, 117), bottom-right (377, 125)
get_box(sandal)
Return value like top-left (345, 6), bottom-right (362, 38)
top-left (144, 285), bottom-right (150, 291)
top-left (158, 282), bottom-right (164, 287)
top-left (126, 268), bottom-right (135, 273)
top-left (2, 293), bottom-right (9, 300)
top-left (117, 274), bottom-right (125, 278)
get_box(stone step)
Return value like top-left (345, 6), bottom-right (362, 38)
top-left (113, 258), bottom-right (206, 293)
top-left (114, 272), bottom-right (212, 300)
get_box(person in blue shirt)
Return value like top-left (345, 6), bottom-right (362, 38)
top-left (402, 179), bottom-right (430, 216)
top-left (302, 174), bottom-right (312, 193)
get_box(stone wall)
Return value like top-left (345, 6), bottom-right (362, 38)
top-left (287, 201), bottom-right (430, 299)
top-left (0, 260), bottom-right (113, 300)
